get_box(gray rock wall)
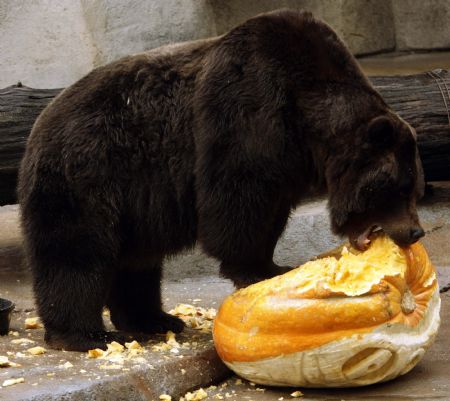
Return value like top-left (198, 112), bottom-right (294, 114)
top-left (0, 0), bottom-right (448, 88)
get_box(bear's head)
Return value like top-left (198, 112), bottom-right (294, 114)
top-left (327, 114), bottom-right (425, 250)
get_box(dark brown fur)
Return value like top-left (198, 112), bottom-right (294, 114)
top-left (18, 10), bottom-right (424, 351)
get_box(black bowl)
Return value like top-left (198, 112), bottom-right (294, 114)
top-left (0, 298), bottom-right (14, 335)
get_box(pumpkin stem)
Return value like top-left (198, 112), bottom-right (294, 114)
top-left (401, 288), bottom-right (416, 314)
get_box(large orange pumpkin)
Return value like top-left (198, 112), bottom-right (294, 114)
top-left (213, 235), bottom-right (440, 387)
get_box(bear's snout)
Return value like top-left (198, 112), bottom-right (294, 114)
top-left (385, 224), bottom-right (425, 248)
top-left (410, 227), bottom-right (425, 242)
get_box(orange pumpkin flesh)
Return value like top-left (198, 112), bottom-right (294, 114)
top-left (213, 235), bottom-right (440, 380)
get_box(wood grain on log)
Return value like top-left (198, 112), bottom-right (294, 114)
top-left (371, 69), bottom-right (450, 182)
top-left (0, 70), bottom-right (449, 205)
top-left (0, 85), bottom-right (62, 205)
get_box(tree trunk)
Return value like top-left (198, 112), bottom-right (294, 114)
top-left (0, 69), bottom-right (449, 205)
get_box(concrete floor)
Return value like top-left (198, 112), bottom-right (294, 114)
top-left (0, 276), bottom-right (233, 401)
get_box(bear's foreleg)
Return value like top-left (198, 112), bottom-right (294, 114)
top-left (107, 261), bottom-right (184, 334)
top-left (220, 200), bottom-right (292, 288)
top-left (198, 184), bottom-right (292, 288)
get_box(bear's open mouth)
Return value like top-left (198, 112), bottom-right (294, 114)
top-left (354, 225), bottom-right (383, 250)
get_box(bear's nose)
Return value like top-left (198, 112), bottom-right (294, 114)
top-left (410, 227), bottom-right (425, 241)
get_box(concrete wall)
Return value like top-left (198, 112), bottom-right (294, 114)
top-left (211, 0), bottom-right (395, 56)
top-left (0, 0), bottom-right (448, 89)
top-left (392, 0), bottom-right (450, 50)
top-left (80, 0), bottom-right (217, 66)
top-left (0, 0), bottom-right (96, 89)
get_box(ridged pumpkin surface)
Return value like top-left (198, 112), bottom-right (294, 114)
top-left (213, 235), bottom-right (440, 386)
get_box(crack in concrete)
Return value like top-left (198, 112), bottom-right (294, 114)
top-left (129, 374), bottom-right (158, 401)
top-left (440, 282), bottom-right (450, 293)
top-left (425, 224), bottom-right (445, 235)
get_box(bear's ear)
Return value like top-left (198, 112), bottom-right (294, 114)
top-left (367, 116), bottom-right (396, 148)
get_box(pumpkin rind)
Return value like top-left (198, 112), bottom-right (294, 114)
top-left (213, 237), bottom-right (440, 387)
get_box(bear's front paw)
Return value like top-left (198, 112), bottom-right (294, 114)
top-left (141, 311), bottom-right (185, 334)
top-left (231, 263), bottom-right (294, 289)
top-left (45, 330), bottom-right (136, 352)
top-left (268, 263), bottom-right (293, 276)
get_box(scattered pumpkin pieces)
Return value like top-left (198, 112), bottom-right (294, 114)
top-left (169, 304), bottom-right (216, 333)
top-left (290, 390), bottom-right (304, 397)
top-left (125, 340), bottom-right (143, 350)
top-left (27, 346), bottom-right (46, 356)
top-left (24, 317), bottom-right (43, 329)
top-left (87, 340), bottom-right (146, 368)
top-left (166, 331), bottom-right (180, 347)
top-left (60, 361), bottom-right (73, 369)
top-left (107, 341), bottom-right (124, 353)
top-left (11, 338), bottom-right (35, 345)
top-left (0, 356), bottom-right (10, 367)
top-left (0, 356), bottom-right (19, 368)
top-left (152, 331), bottom-right (186, 353)
top-left (180, 388), bottom-right (208, 401)
top-left (159, 395), bottom-right (172, 401)
top-left (2, 377), bottom-right (25, 387)
top-left (88, 348), bottom-right (105, 359)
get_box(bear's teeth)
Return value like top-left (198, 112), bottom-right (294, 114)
top-left (356, 226), bottom-right (384, 250)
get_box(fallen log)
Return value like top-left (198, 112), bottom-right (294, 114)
top-left (372, 69), bottom-right (450, 183)
top-left (0, 70), bottom-right (449, 205)
top-left (0, 84), bottom-right (62, 205)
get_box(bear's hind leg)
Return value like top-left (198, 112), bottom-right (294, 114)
top-left (21, 180), bottom-right (124, 351)
top-left (32, 234), bottom-right (121, 351)
top-left (107, 262), bottom-right (184, 335)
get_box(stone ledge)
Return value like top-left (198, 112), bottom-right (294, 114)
top-left (0, 277), bottom-right (234, 401)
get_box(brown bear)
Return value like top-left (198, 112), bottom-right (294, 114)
top-left (18, 9), bottom-right (425, 351)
